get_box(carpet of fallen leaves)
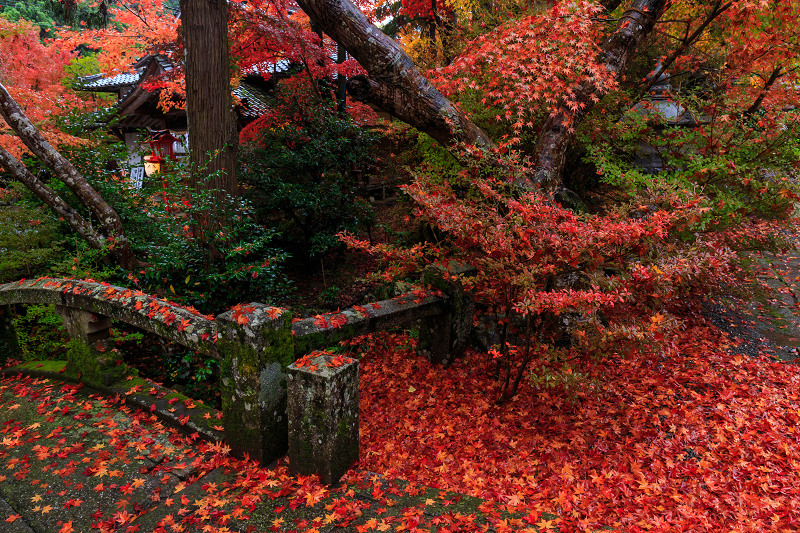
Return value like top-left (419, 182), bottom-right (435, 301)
top-left (0, 373), bottom-right (535, 533)
top-left (356, 325), bottom-right (800, 532)
top-left (4, 309), bottom-right (800, 532)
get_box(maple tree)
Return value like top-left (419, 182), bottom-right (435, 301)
top-left (301, 0), bottom-right (800, 195)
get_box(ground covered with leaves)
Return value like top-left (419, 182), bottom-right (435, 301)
top-left (356, 325), bottom-right (800, 532)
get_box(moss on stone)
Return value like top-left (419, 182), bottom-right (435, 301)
top-left (293, 324), bottom-right (357, 355)
top-left (64, 338), bottom-right (130, 387)
top-left (0, 305), bottom-right (21, 364)
top-left (11, 360), bottom-right (68, 374)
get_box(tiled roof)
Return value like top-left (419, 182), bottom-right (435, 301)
top-left (81, 71), bottom-right (142, 91)
top-left (233, 82), bottom-right (271, 118)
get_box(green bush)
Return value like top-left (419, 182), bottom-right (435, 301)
top-left (239, 96), bottom-right (377, 257)
top-left (0, 183), bottom-right (64, 283)
top-left (123, 174), bottom-right (292, 315)
top-left (580, 98), bottom-right (800, 238)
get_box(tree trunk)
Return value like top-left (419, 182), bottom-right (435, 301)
top-left (532, 0), bottom-right (668, 192)
top-left (0, 147), bottom-right (107, 250)
top-left (0, 82), bottom-right (138, 269)
top-left (180, 0), bottom-right (238, 199)
top-left (294, 0), bottom-right (493, 150)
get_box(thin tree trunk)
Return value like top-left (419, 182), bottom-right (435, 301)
top-left (295, 0), bottom-right (493, 149)
top-left (743, 66), bottom-right (785, 117)
top-left (532, 0), bottom-right (668, 192)
top-left (180, 0), bottom-right (238, 199)
top-left (0, 82), bottom-right (137, 269)
top-left (0, 147), bottom-right (107, 250)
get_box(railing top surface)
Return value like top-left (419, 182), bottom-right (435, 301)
top-left (0, 277), bottom-right (218, 354)
top-left (1, 277), bottom-right (449, 357)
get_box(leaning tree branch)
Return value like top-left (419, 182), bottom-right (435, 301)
top-left (0, 82), bottom-right (137, 269)
top-left (294, 0), bottom-right (493, 150)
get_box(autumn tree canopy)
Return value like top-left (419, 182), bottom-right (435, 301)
top-left (1, 0), bottom-right (799, 268)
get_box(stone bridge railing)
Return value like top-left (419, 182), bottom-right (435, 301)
top-left (0, 267), bottom-right (473, 484)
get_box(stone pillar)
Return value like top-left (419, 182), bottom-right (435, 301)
top-left (216, 304), bottom-right (294, 465)
top-left (287, 354), bottom-right (359, 486)
top-left (419, 261), bottom-right (476, 366)
top-left (0, 305), bottom-right (21, 364)
top-left (54, 305), bottom-right (126, 387)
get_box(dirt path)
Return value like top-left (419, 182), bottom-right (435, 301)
top-left (706, 228), bottom-right (800, 362)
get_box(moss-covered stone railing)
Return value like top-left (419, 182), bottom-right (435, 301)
top-left (0, 270), bottom-right (474, 484)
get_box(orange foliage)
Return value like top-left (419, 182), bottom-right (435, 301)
top-left (0, 19), bottom-right (90, 157)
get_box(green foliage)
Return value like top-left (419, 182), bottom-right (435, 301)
top-left (414, 132), bottom-right (462, 182)
top-left (12, 304), bottom-right (70, 361)
top-left (63, 53), bottom-right (102, 89)
top-left (581, 98), bottom-right (800, 238)
top-left (239, 95), bottom-right (377, 258)
top-left (0, 183), bottom-right (64, 283)
top-left (0, 0), bottom-right (57, 36)
top-left (165, 349), bottom-right (219, 402)
top-left (26, 138), bottom-right (291, 315)
top-left (119, 172), bottom-right (292, 315)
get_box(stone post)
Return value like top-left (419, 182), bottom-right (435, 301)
top-left (0, 305), bottom-right (21, 364)
top-left (419, 261), bottom-right (476, 366)
top-left (287, 354), bottom-right (359, 486)
top-left (54, 305), bottom-right (127, 387)
top-left (216, 304), bottom-right (294, 464)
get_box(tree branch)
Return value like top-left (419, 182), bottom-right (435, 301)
top-left (294, 0), bottom-right (493, 150)
top-left (0, 82), bottom-right (137, 268)
top-left (0, 147), bottom-right (107, 250)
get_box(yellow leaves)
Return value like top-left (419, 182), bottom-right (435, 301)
top-left (649, 312), bottom-right (665, 332)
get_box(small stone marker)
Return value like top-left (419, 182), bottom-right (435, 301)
top-left (286, 353), bottom-right (359, 486)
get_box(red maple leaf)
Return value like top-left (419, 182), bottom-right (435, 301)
top-left (329, 314), bottom-right (347, 329)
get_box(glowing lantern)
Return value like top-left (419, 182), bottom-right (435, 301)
top-left (144, 130), bottom-right (179, 176)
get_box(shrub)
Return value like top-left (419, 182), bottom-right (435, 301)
top-left (343, 153), bottom-right (739, 402)
top-left (239, 79), bottom-right (377, 257)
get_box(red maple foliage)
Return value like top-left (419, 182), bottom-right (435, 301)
top-left (0, 18), bottom-right (91, 156)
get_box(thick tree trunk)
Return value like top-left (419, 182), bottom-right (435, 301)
top-left (532, 0), bottom-right (668, 192)
top-left (0, 82), bottom-right (137, 269)
top-left (180, 0), bottom-right (238, 198)
top-left (294, 0), bottom-right (493, 149)
top-left (0, 147), bottom-right (107, 250)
